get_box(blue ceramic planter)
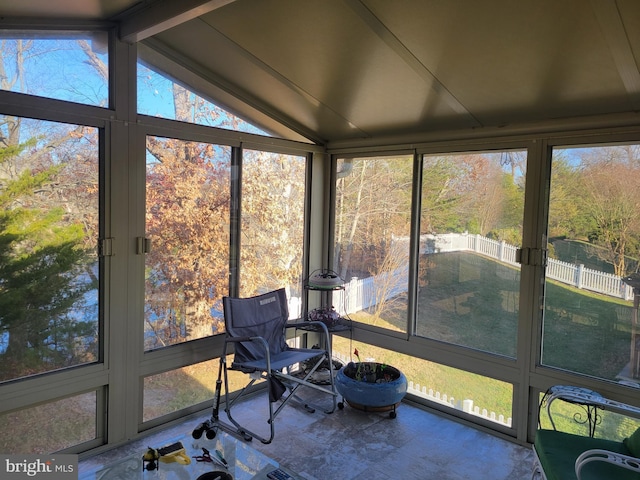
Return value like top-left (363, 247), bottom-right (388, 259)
top-left (335, 362), bottom-right (407, 417)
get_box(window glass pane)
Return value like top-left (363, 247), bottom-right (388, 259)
top-left (145, 137), bottom-right (230, 350)
top-left (417, 151), bottom-right (526, 357)
top-left (0, 391), bottom-right (97, 453)
top-left (0, 32), bottom-right (108, 106)
top-left (332, 337), bottom-right (513, 427)
top-left (143, 358), bottom-right (253, 422)
top-left (137, 63), bottom-right (267, 134)
top-left (240, 150), bottom-right (306, 314)
top-left (543, 145), bottom-right (640, 384)
top-left (143, 360), bottom-right (216, 422)
top-left (0, 117), bottom-right (100, 382)
top-left (333, 156), bottom-right (413, 332)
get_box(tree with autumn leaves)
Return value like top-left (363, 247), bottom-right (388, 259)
top-left (544, 147), bottom-right (640, 277)
top-left (144, 140), bottom-right (306, 348)
top-left (144, 138), bottom-right (231, 347)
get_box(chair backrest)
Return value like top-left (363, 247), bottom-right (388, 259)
top-left (222, 288), bottom-right (289, 364)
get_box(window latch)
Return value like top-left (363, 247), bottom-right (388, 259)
top-left (136, 237), bottom-right (152, 255)
top-left (516, 247), bottom-right (547, 266)
top-left (99, 238), bottom-right (114, 257)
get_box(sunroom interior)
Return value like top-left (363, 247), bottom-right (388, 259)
top-left (2, 0), bottom-right (640, 473)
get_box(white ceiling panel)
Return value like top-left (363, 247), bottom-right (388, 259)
top-left (1, 0), bottom-right (640, 144)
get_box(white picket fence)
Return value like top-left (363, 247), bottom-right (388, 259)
top-left (440, 232), bottom-right (633, 300)
top-left (408, 382), bottom-right (512, 427)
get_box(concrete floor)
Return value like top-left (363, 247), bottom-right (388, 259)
top-left (80, 391), bottom-right (534, 479)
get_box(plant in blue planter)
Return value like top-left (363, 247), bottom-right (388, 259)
top-left (335, 349), bottom-right (408, 418)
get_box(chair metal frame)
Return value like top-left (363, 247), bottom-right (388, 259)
top-left (532, 385), bottom-right (640, 480)
top-left (193, 288), bottom-right (338, 444)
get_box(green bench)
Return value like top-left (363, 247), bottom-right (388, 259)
top-left (533, 385), bottom-right (640, 480)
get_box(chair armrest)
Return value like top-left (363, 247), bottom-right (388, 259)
top-left (542, 385), bottom-right (604, 434)
top-left (575, 449), bottom-right (640, 480)
top-left (225, 335), bottom-right (272, 369)
top-left (225, 335), bottom-right (257, 343)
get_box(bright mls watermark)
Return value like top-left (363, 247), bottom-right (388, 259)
top-left (1, 455), bottom-right (77, 479)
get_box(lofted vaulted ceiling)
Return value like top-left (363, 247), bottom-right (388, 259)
top-left (1, 0), bottom-right (640, 145)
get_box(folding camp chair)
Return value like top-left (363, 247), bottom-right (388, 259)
top-left (192, 288), bottom-right (338, 444)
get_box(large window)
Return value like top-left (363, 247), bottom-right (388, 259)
top-left (144, 137), bottom-right (231, 350)
top-left (0, 30), bottom-right (105, 457)
top-left (0, 117), bottom-right (100, 382)
top-left (417, 151), bottom-right (526, 357)
top-left (331, 151), bottom-right (522, 430)
top-left (542, 144), bottom-right (640, 385)
top-left (333, 155), bottom-right (413, 331)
